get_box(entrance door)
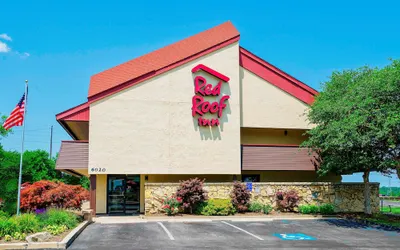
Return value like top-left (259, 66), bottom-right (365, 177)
top-left (107, 175), bottom-right (140, 215)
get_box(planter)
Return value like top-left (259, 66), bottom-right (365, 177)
top-left (0, 220), bottom-right (91, 250)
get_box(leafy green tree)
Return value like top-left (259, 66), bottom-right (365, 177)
top-left (0, 115), bottom-right (11, 139)
top-left (0, 147), bottom-right (89, 213)
top-left (0, 149), bottom-right (58, 213)
top-left (302, 60), bottom-right (400, 215)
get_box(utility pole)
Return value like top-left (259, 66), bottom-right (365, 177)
top-left (49, 125), bottom-right (53, 159)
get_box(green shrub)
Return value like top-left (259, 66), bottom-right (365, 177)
top-left (262, 204), bottom-right (273, 214)
top-left (12, 232), bottom-right (27, 241)
top-left (0, 210), bottom-right (9, 219)
top-left (319, 204), bottom-right (335, 214)
top-left (248, 202), bottom-right (264, 213)
top-left (0, 213), bottom-right (39, 237)
top-left (299, 204), bottom-right (335, 214)
top-left (43, 225), bottom-right (68, 235)
top-left (299, 204), bottom-right (319, 214)
top-left (195, 199), bottom-right (236, 216)
top-left (0, 218), bottom-right (18, 237)
top-left (4, 234), bottom-right (12, 241)
top-left (40, 209), bottom-right (78, 229)
top-left (15, 213), bottom-right (39, 233)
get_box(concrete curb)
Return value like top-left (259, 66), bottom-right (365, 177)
top-left (59, 220), bottom-right (91, 249)
top-left (0, 243), bottom-right (27, 249)
top-left (94, 215), bottom-right (340, 224)
top-left (0, 220), bottom-right (91, 250)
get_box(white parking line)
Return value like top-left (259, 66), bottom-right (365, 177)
top-left (221, 221), bottom-right (264, 240)
top-left (157, 222), bottom-right (175, 240)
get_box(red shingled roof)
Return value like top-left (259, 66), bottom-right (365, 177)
top-left (88, 21), bottom-right (240, 100)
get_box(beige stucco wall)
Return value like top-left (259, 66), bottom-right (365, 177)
top-left (240, 68), bottom-right (313, 129)
top-left (95, 174), bottom-right (107, 214)
top-left (241, 128), bottom-right (308, 145)
top-left (89, 43), bottom-right (241, 175)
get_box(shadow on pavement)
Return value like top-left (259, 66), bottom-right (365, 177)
top-left (321, 219), bottom-right (400, 232)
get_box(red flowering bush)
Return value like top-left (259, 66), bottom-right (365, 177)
top-left (230, 182), bottom-right (251, 212)
top-left (176, 178), bottom-right (208, 214)
top-left (161, 195), bottom-right (182, 216)
top-left (20, 180), bottom-right (89, 212)
top-left (275, 190), bottom-right (300, 212)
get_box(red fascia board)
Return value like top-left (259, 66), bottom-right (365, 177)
top-left (191, 64), bottom-right (230, 82)
top-left (56, 102), bottom-right (89, 121)
top-left (88, 36), bottom-right (240, 103)
top-left (239, 47), bottom-right (318, 105)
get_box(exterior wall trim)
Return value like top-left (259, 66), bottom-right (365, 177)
top-left (90, 175), bottom-right (96, 216)
top-left (88, 36), bottom-right (240, 104)
top-left (239, 47), bottom-right (318, 105)
top-left (56, 102), bottom-right (89, 121)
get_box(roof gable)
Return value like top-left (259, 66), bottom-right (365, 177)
top-left (239, 47), bottom-right (318, 104)
top-left (88, 21), bottom-right (240, 101)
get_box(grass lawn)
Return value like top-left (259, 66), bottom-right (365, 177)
top-left (380, 206), bottom-right (400, 214)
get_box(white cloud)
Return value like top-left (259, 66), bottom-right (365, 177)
top-left (0, 34), bottom-right (29, 58)
top-left (0, 33), bottom-right (12, 41)
top-left (0, 41), bottom-right (11, 53)
top-left (19, 52), bottom-right (30, 59)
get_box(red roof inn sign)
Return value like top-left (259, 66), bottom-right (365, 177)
top-left (191, 64), bottom-right (230, 126)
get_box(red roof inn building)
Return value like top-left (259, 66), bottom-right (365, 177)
top-left (55, 22), bottom-right (379, 215)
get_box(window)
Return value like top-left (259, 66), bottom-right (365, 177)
top-left (242, 174), bottom-right (260, 182)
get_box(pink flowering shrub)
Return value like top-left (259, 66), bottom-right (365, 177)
top-left (230, 182), bottom-right (251, 213)
top-left (161, 195), bottom-right (182, 216)
top-left (176, 178), bottom-right (208, 214)
top-left (275, 190), bottom-right (300, 212)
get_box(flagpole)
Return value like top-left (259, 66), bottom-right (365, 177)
top-left (16, 80), bottom-right (28, 216)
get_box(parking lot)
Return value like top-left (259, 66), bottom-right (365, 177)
top-left (69, 219), bottom-right (400, 249)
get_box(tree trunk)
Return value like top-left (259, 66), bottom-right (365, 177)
top-left (362, 170), bottom-right (372, 215)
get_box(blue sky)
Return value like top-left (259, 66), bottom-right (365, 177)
top-left (0, 0), bottom-right (399, 186)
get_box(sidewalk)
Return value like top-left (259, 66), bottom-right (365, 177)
top-left (94, 214), bottom-right (338, 224)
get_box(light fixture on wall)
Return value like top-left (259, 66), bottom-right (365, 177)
top-left (145, 175), bottom-right (148, 181)
top-left (284, 130), bottom-right (288, 136)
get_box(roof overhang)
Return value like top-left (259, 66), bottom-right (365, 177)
top-left (239, 47), bottom-right (318, 105)
top-left (56, 140), bottom-right (89, 177)
top-left (87, 21), bottom-right (240, 103)
top-left (56, 102), bottom-right (89, 140)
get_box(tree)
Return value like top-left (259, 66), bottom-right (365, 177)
top-left (0, 149), bottom-right (58, 213)
top-left (302, 60), bottom-right (400, 215)
top-left (0, 114), bottom-right (11, 139)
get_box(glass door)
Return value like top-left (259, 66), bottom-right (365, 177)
top-left (107, 175), bottom-right (140, 215)
top-left (107, 176), bottom-right (126, 214)
top-left (125, 175), bottom-right (140, 214)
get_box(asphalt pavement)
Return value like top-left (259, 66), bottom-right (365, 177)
top-left (68, 219), bottom-right (400, 249)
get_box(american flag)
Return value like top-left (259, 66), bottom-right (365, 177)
top-left (2, 94), bottom-right (26, 130)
